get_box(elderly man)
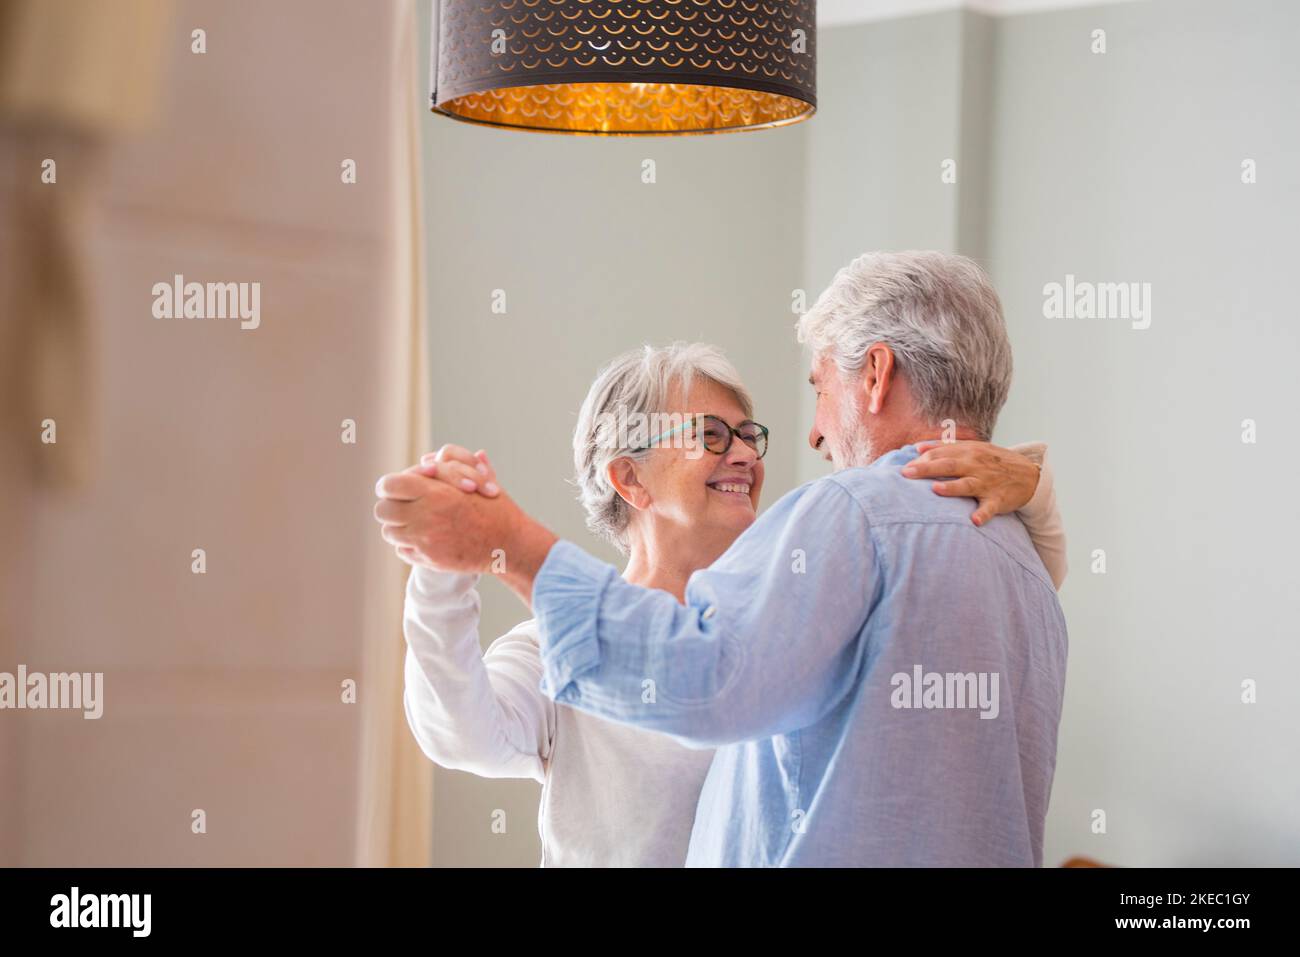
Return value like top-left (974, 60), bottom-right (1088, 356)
top-left (381, 251), bottom-right (1068, 867)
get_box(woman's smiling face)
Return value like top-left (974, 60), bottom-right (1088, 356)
top-left (615, 377), bottom-right (765, 556)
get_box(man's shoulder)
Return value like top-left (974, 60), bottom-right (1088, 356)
top-left (823, 446), bottom-right (1056, 592)
top-left (822, 445), bottom-right (968, 526)
top-left (773, 447), bottom-right (967, 530)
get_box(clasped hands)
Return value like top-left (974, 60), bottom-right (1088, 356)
top-left (372, 445), bottom-right (557, 597)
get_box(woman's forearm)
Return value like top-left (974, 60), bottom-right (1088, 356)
top-left (1009, 442), bottom-right (1069, 590)
top-left (402, 565), bottom-right (553, 782)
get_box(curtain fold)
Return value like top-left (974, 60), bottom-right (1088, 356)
top-left (355, 0), bottom-right (433, 868)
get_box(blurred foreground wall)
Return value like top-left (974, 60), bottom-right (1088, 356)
top-left (0, 0), bottom-right (427, 866)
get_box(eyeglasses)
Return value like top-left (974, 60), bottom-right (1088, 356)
top-left (635, 413), bottom-right (769, 459)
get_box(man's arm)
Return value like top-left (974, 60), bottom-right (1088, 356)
top-left (497, 517), bottom-right (561, 606)
top-left (526, 478), bottom-right (879, 748)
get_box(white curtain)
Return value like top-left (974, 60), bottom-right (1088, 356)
top-left (355, 0), bottom-right (434, 868)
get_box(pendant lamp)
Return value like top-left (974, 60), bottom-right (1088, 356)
top-left (430, 0), bottom-right (817, 135)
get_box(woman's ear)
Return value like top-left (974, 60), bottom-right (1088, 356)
top-left (607, 456), bottom-right (651, 511)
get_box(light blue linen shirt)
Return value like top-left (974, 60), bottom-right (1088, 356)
top-left (532, 444), bottom-right (1068, 866)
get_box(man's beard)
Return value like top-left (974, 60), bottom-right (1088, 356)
top-left (829, 388), bottom-right (874, 470)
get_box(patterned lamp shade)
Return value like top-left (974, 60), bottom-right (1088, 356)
top-left (430, 0), bottom-right (817, 135)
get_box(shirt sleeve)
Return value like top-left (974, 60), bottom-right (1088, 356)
top-left (402, 565), bottom-right (555, 783)
top-left (1008, 441), bottom-right (1069, 590)
top-left (532, 478), bottom-right (877, 748)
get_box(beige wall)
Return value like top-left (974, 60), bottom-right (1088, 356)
top-left (1, 0), bottom-right (418, 865)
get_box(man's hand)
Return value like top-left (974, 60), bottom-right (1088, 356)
top-left (373, 443), bottom-right (501, 568)
top-left (901, 440), bottom-right (1041, 526)
top-left (372, 445), bottom-right (557, 605)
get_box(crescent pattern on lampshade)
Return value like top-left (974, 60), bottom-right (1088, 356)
top-left (431, 0), bottom-right (817, 134)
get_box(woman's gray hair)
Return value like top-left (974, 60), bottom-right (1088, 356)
top-left (796, 251), bottom-right (1012, 440)
top-left (573, 342), bottom-right (752, 554)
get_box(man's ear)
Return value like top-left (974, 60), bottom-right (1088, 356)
top-left (607, 456), bottom-right (651, 511)
top-left (862, 343), bottom-right (897, 415)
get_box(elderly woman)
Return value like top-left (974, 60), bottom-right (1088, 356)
top-left (384, 342), bottom-right (1065, 867)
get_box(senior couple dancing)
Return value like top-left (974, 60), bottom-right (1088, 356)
top-left (374, 250), bottom-right (1070, 867)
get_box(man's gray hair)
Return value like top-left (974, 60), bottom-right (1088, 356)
top-left (573, 342), bottom-right (753, 554)
top-left (796, 251), bottom-right (1012, 440)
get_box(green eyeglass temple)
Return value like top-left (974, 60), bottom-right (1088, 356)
top-left (635, 414), bottom-right (769, 458)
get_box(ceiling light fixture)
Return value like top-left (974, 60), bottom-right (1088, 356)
top-left (430, 0), bottom-right (817, 135)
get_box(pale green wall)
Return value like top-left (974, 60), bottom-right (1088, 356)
top-left (420, 1), bottom-right (809, 865)
top-left (806, 0), bottom-right (1300, 867)
top-left (985, 0), bottom-right (1300, 865)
